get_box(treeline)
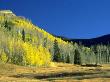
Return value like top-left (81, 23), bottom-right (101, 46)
top-left (0, 13), bottom-right (110, 67)
top-left (53, 40), bottom-right (110, 65)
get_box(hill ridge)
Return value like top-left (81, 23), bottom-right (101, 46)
top-left (0, 10), bottom-right (75, 66)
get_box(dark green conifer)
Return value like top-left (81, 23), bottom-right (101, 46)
top-left (4, 20), bottom-right (11, 30)
top-left (53, 39), bottom-right (61, 62)
top-left (22, 29), bottom-right (25, 42)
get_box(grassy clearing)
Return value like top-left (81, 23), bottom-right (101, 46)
top-left (0, 62), bottom-right (110, 82)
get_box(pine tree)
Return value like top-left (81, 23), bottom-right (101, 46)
top-left (74, 49), bottom-right (81, 65)
top-left (4, 20), bottom-right (11, 30)
top-left (53, 39), bottom-right (61, 62)
top-left (22, 29), bottom-right (25, 42)
top-left (66, 55), bottom-right (70, 63)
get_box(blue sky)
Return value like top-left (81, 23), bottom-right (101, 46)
top-left (0, 0), bottom-right (110, 39)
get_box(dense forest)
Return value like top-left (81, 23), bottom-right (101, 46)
top-left (0, 10), bottom-right (110, 67)
top-left (58, 34), bottom-right (110, 47)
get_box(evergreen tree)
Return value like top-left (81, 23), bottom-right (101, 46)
top-left (4, 20), bottom-right (11, 30)
top-left (74, 49), bottom-right (81, 65)
top-left (53, 39), bottom-right (61, 62)
top-left (66, 55), bottom-right (70, 63)
top-left (22, 29), bottom-right (25, 42)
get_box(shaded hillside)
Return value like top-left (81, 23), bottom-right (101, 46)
top-left (58, 34), bottom-right (110, 46)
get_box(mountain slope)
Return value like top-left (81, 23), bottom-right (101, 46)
top-left (0, 10), bottom-right (75, 66)
top-left (58, 34), bottom-right (110, 46)
top-left (72, 34), bottom-right (110, 46)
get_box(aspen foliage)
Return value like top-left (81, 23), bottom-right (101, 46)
top-left (22, 43), bottom-right (51, 66)
top-left (0, 12), bottom-right (75, 66)
top-left (1, 10), bottom-right (110, 66)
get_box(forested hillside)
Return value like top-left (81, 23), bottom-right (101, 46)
top-left (58, 34), bottom-right (110, 47)
top-left (0, 10), bottom-right (77, 66)
top-left (1, 10), bottom-right (110, 67)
